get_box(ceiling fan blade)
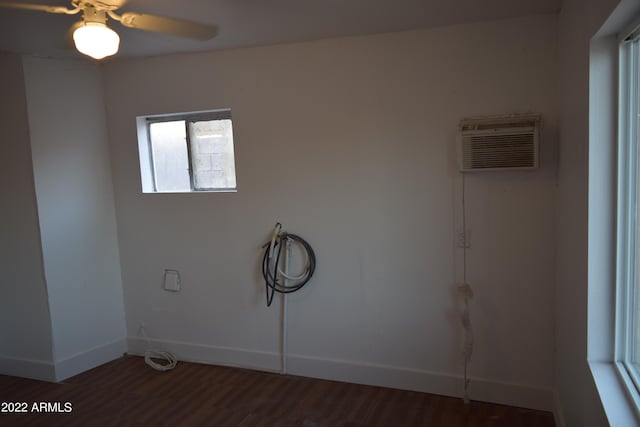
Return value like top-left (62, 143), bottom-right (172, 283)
top-left (0, 1), bottom-right (79, 14)
top-left (117, 12), bottom-right (217, 40)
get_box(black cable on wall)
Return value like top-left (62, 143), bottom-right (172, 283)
top-left (262, 229), bottom-right (316, 307)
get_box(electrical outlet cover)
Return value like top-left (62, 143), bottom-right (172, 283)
top-left (163, 270), bottom-right (181, 292)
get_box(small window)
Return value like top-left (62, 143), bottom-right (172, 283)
top-left (137, 109), bottom-right (237, 193)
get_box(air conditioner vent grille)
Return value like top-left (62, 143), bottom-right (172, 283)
top-left (458, 114), bottom-right (540, 172)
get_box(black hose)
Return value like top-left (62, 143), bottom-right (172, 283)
top-left (262, 232), bottom-right (316, 307)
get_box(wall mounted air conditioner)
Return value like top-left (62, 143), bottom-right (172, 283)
top-left (458, 114), bottom-right (541, 172)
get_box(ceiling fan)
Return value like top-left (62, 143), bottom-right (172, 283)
top-left (0, 0), bottom-right (218, 59)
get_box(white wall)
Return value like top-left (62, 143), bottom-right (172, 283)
top-left (555, 0), bottom-right (621, 426)
top-left (0, 52), bottom-right (55, 381)
top-left (22, 57), bottom-right (127, 380)
top-left (104, 15), bottom-right (558, 410)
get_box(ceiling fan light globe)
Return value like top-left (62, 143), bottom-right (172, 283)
top-left (73, 22), bottom-right (120, 60)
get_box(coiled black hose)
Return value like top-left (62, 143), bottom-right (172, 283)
top-left (262, 232), bottom-right (316, 307)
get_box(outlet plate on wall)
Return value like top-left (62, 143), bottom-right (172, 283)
top-left (163, 269), bottom-right (181, 292)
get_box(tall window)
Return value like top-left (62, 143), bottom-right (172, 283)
top-left (137, 109), bottom-right (237, 193)
top-left (617, 26), bottom-right (640, 406)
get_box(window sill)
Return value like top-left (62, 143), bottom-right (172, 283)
top-left (589, 361), bottom-right (640, 426)
top-left (142, 189), bottom-right (238, 194)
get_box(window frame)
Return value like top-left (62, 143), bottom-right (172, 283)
top-left (139, 109), bottom-right (237, 194)
top-left (615, 23), bottom-right (640, 417)
top-left (587, 4), bottom-right (640, 426)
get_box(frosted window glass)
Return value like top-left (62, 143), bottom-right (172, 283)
top-left (189, 119), bottom-right (237, 190)
top-left (149, 121), bottom-right (191, 192)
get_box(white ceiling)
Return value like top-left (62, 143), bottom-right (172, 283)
top-left (0, 0), bottom-right (561, 61)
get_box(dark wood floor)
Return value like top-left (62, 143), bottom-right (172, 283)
top-left (0, 355), bottom-right (555, 426)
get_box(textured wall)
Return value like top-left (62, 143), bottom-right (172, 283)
top-left (104, 15), bottom-right (558, 409)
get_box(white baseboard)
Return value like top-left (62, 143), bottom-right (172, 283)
top-left (126, 337), bottom-right (554, 412)
top-left (553, 389), bottom-right (566, 427)
top-left (127, 337), bottom-right (281, 373)
top-left (287, 353), bottom-right (554, 412)
top-left (54, 338), bottom-right (127, 381)
top-left (0, 355), bottom-right (56, 382)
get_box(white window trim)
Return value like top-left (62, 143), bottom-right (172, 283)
top-left (616, 28), bottom-right (640, 402)
top-left (588, 2), bottom-right (640, 425)
top-left (590, 363), bottom-right (639, 427)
